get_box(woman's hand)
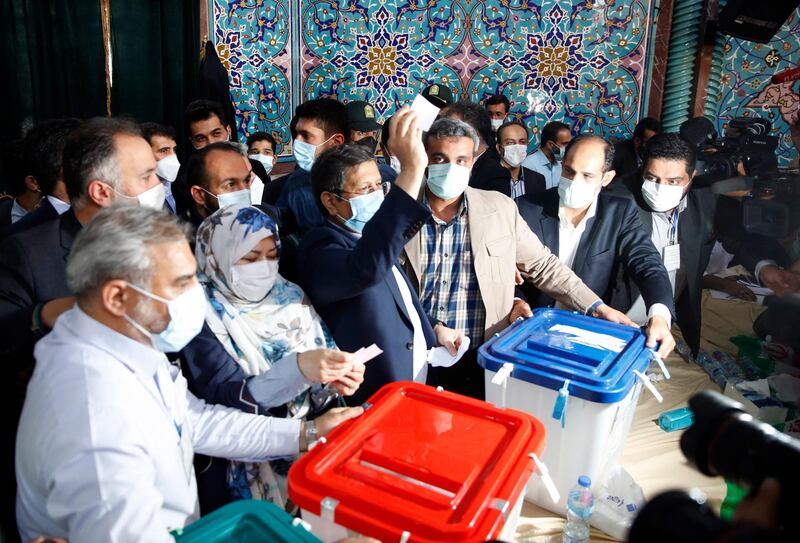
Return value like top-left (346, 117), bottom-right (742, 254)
top-left (330, 362), bottom-right (365, 396)
top-left (297, 349), bottom-right (353, 383)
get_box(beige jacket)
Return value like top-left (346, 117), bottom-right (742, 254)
top-left (403, 187), bottom-right (599, 341)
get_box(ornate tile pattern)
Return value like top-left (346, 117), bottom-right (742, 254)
top-left (214, 1), bottom-right (656, 155)
top-left (710, 8), bottom-right (800, 167)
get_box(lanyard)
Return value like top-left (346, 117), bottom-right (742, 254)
top-left (668, 209), bottom-right (680, 246)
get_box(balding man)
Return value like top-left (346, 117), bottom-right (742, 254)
top-left (518, 134), bottom-right (676, 358)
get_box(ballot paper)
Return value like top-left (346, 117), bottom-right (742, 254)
top-left (410, 94), bottom-right (441, 131)
top-left (427, 336), bottom-right (471, 368)
top-left (352, 343), bottom-right (383, 366)
top-left (548, 324), bottom-right (628, 352)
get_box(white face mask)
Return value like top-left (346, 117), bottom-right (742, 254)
top-left (426, 163), bottom-right (471, 200)
top-left (248, 153), bottom-right (274, 175)
top-left (558, 176), bottom-right (599, 209)
top-left (490, 118), bottom-right (504, 131)
top-left (217, 188), bottom-right (252, 209)
top-left (249, 175), bottom-right (265, 205)
top-left (113, 183), bottom-right (166, 210)
top-left (502, 144), bottom-right (528, 168)
top-left (641, 180), bottom-right (686, 212)
top-left (124, 282), bottom-right (207, 352)
top-left (156, 154), bottom-right (181, 182)
top-left (230, 259), bottom-right (279, 302)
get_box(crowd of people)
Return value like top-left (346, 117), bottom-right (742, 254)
top-left (1, 84), bottom-right (799, 543)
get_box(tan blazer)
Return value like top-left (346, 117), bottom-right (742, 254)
top-left (403, 187), bottom-right (599, 341)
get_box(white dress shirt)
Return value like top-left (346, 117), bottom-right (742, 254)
top-left (558, 201), bottom-right (672, 326)
top-left (16, 306), bottom-right (300, 543)
top-left (46, 195), bottom-right (71, 215)
top-left (627, 199), bottom-right (687, 325)
top-left (391, 266), bottom-right (428, 383)
top-left (11, 199), bottom-right (28, 223)
top-left (522, 148), bottom-right (561, 189)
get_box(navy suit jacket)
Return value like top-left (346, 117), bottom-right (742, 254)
top-left (0, 197), bottom-right (60, 240)
top-left (482, 166), bottom-right (547, 204)
top-left (296, 188), bottom-right (437, 405)
top-left (518, 188), bottom-right (674, 316)
top-left (0, 209), bottom-right (81, 365)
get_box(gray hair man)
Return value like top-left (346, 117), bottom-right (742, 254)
top-left (402, 117), bottom-right (636, 399)
top-left (15, 205), bottom-right (361, 543)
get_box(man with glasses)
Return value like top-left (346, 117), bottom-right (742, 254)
top-left (522, 121), bottom-right (572, 189)
top-left (296, 107), bottom-right (464, 405)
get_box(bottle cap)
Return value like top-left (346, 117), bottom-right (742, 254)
top-left (578, 475), bottom-right (591, 488)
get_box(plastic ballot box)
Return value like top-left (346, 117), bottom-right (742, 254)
top-left (478, 309), bottom-right (666, 514)
top-left (288, 381), bottom-right (547, 542)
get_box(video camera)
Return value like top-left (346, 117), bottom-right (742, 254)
top-left (628, 390), bottom-right (800, 543)
top-left (680, 116), bottom-right (799, 238)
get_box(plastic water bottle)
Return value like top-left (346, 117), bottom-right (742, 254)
top-left (563, 475), bottom-right (594, 543)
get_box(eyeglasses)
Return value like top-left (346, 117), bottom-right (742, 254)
top-left (337, 181), bottom-right (390, 197)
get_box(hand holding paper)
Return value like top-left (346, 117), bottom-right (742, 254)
top-left (428, 336), bottom-right (471, 368)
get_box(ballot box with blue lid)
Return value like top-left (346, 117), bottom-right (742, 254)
top-left (172, 500), bottom-right (321, 542)
top-left (478, 308), bottom-right (666, 514)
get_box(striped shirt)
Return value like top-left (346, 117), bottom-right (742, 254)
top-left (510, 169), bottom-right (526, 200)
top-left (418, 194), bottom-right (486, 346)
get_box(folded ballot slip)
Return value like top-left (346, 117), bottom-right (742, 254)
top-left (427, 336), bottom-right (471, 368)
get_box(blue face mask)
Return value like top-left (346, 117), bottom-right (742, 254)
top-left (293, 135), bottom-right (334, 172)
top-left (336, 189), bottom-right (385, 234)
top-left (426, 163), bottom-right (471, 200)
top-left (124, 282), bottom-right (207, 353)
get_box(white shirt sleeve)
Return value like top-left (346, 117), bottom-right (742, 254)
top-left (185, 388), bottom-right (301, 462)
top-left (754, 259), bottom-right (777, 284)
top-left (646, 303), bottom-right (673, 328)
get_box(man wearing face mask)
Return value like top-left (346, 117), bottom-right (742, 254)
top-left (297, 107), bottom-right (466, 405)
top-left (346, 100), bottom-right (398, 184)
top-left (172, 100), bottom-right (270, 217)
top-left (518, 135), bottom-right (675, 359)
top-left (15, 205), bottom-right (363, 543)
top-left (485, 94), bottom-right (511, 134)
top-left (483, 121), bottom-right (547, 202)
top-left (141, 122), bottom-right (180, 214)
top-left (522, 121), bottom-right (572, 189)
top-left (403, 118), bottom-right (637, 399)
top-left (184, 142), bottom-right (256, 228)
top-left (615, 133), bottom-right (798, 355)
top-left (276, 98), bottom-right (349, 234)
top-left (0, 117), bottom-right (165, 370)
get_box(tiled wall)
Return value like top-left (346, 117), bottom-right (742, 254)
top-left (707, 7), bottom-right (800, 167)
top-left (212, 0), bottom-right (657, 155)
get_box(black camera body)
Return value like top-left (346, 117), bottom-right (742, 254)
top-left (628, 391), bottom-right (800, 543)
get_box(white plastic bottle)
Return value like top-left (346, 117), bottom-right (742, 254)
top-left (563, 475), bottom-right (594, 543)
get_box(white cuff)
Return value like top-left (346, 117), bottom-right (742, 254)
top-left (647, 303), bottom-right (672, 328)
top-left (754, 259), bottom-right (777, 285)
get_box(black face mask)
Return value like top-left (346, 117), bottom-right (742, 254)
top-left (355, 137), bottom-right (378, 154)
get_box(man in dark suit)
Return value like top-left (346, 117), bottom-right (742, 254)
top-left (517, 135), bottom-right (675, 359)
top-left (484, 121), bottom-right (547, 202)
top-left (1, 119), bottom-right (81, 240)
top-left (611, 117), bottom-right (661, 181)
top-left (613, 133), bottom-right (791, 354)
top-left (297, 107), bottom-right (464, 405)
top-left (0, 117), bottom-right (163, 366)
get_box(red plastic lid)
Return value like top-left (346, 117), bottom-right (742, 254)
top-left (288, 382), bottom-right (545, 543)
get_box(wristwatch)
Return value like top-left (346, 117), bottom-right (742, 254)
top-left (304, 419), bottom-right (318, 449)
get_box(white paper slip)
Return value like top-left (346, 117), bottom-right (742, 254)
top-left (410, 94), bottom-right (441, 131)
top-left (548, 324), bottom-right (627, 352)
top-left (352, 344), bottom-right (383, 366)
top-left (427, 336), bottom-right (470, 368)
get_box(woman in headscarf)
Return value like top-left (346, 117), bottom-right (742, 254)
top-left (192, 204), bottom-right (364, 507)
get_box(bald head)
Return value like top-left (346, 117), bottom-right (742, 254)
top-left (562, 135), bottom-right (616, 187)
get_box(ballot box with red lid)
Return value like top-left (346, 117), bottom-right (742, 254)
top-left (288, 381), bottom-right (547, 543)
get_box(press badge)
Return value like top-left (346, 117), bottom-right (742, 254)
top-left (663, 244), bottom-right (681, 271)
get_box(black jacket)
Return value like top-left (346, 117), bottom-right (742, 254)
top-left (482, 166), bottom-right (547, 204)
top-left (518, 189), bottom-right (674, 316)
